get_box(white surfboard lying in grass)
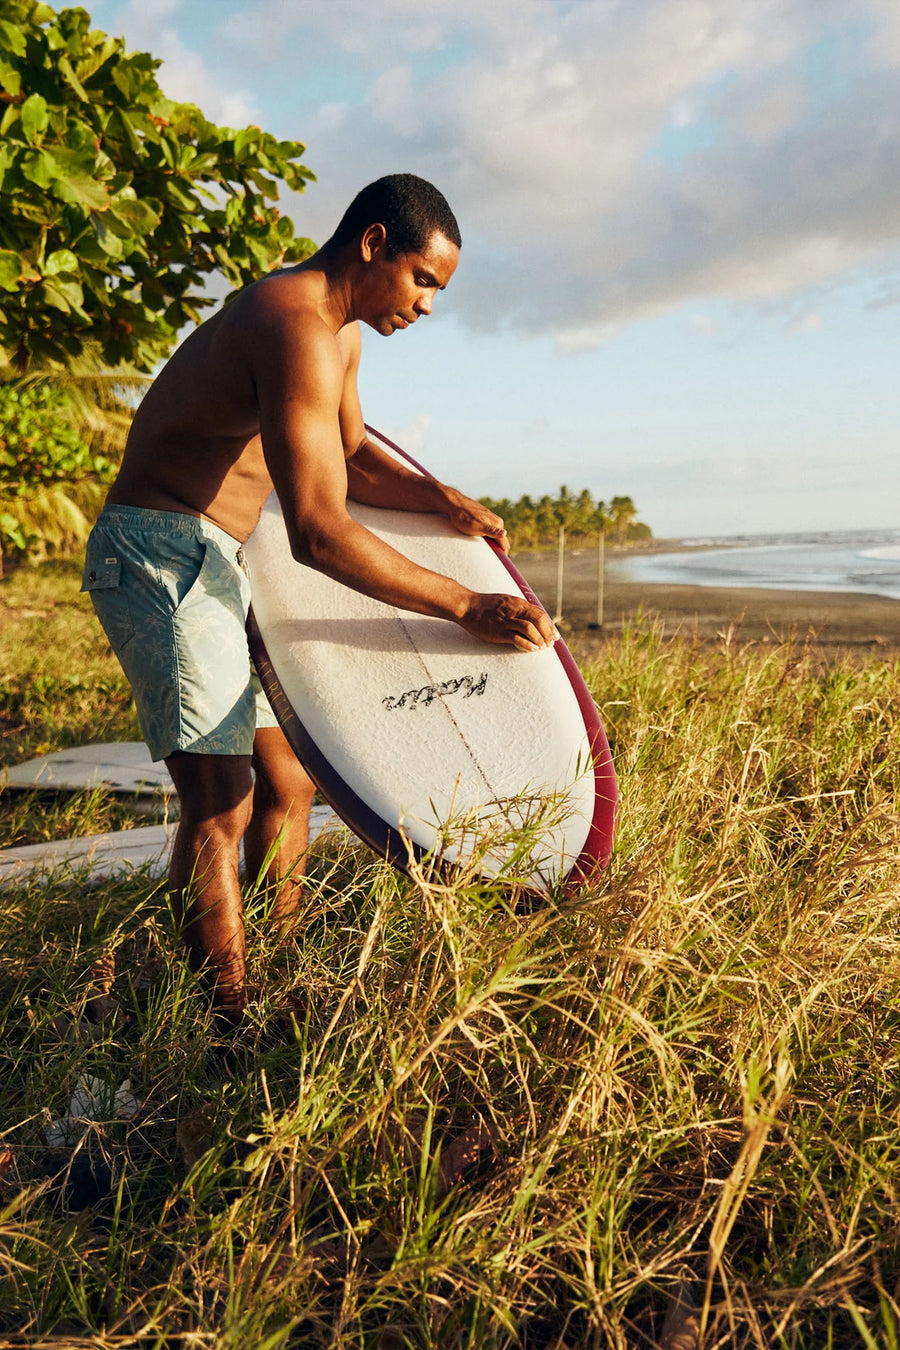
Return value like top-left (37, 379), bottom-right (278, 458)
top-left (243, 428), bottom-right (618, 891)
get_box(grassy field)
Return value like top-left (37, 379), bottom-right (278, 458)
top-left (1, 557), bottom-right (146, 849)
top-left (2, 559), bottom-right (900, 1347)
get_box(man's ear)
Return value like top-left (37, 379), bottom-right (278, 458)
top-left (360, 222), bottom-right (388, 262)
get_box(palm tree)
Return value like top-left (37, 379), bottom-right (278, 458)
top-left (571, 488), bottom-right (597, 539)
top-left (609, 494), bottom-right (637, 542)
top-left (591, 500), bottom-right (612, 535)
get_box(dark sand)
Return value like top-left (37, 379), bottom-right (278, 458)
top-left (512, 550), bottom-right (900, 660)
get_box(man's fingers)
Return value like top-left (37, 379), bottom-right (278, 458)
top-left (518, 607), bottom-right (557, 647)
top-left (460, 592), bottom-right (561, 651)
top-left (512, 634), bottom-right (542, 653)
top-left (499, 600), bottom-right (558, 651)
top-left (513, 614), bottom-right (557, 650)
top-left (540, 615), bottom-right (559, 644)
top-left (448, 500), bottom-right (509, 551)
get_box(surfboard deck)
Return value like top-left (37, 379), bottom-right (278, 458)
top-left (244, 427), bottom-right (617, 890)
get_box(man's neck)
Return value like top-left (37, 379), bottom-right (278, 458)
top-left (294, 243), bottom-right (356, 332)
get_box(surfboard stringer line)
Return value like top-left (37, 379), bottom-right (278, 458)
top-left (363, 425), bottom-right (619, 883)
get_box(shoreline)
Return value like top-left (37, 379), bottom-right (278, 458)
top-left (512, 551), bottom-right (900, 656)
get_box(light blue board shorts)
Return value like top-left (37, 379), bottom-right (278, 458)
top-left (82, 505), bottom-right (279, 762)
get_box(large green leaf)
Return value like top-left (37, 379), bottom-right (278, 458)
top-left (0, 56), bottom-right (22, 97)
top-left (50, 144), bottom-right (106, 177)
top-left (74, 35), bottom-right (120, 85)
top-left (42, 248), bottom-right (79, 276)
top-left (108, 196), bottom-right (162, 235)
top-left (160, 177), bottom-right (200, 211)
top-left (21, 149), bottom-right (58, 190)
top-left (58, 54), bottom-right (89, 101)
top-left (89, 211), bottom-right (125, 258)
top-left (52, 173), bottom-right (111, 212)
top-left (39, 274), bottom-right (87, 317)
top-left (20, 93), bottom-right (49, 144)
top-left (31, 4), bottom-right (58, 27)
top-left (0, 19), bottom-right (26, 57)
top-left (0, 103), bottom-right (20, 138)
top-left (0, 250), bottom-right (24, 292)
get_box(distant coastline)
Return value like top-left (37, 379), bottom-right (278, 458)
top-left (513, 530), bottom-right (900, 656)
top-left (611, 529), bottom-right (900, 603)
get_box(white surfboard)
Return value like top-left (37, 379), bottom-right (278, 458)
top-left (243, 428), bottom-right (617, 890)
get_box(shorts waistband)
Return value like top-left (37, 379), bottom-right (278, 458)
top-left (95, 504), bottom-right (243, 555)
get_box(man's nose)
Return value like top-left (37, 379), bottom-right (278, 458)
top-left (415, 291), bottom-right (433, 316)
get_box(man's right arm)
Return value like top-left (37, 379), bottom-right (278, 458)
top-left (252, 308), bottom-right (556, 652)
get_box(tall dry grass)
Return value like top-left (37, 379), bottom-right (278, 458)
top-left (1, 601), bottom-right (899, 1346)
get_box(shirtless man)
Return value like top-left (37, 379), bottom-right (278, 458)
top-left (83, 174), bottom-right (555, 1019)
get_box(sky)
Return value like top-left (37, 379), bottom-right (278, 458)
top-left (90, 0), bottom-right (900, 538)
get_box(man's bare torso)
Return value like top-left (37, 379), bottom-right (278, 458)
top-left (108, 268), bottom-right (356, 543)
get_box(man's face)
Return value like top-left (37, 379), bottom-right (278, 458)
top-left (361, 229), bottom-right (460, 336)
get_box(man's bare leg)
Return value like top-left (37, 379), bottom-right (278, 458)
top-left (245, 726), bottom-right (317, 924)
top-left (165, 751), bottom-right (254, 1015)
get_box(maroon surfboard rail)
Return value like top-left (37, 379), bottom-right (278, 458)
top-left (246, 426), bottom-right (618, 888)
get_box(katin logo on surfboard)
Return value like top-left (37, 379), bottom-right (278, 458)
top-left (382, 672), bottom-right (488, 711)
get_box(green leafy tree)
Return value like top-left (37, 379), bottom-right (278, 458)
top-left (0, 0), bottom-right (315, 372)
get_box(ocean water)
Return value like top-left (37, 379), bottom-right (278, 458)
top-left (612, 529), bottom-right (900, 601)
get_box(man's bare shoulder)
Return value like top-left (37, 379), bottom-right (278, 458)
top-left (218, 276), bottom-right (343, 396)
top-left (234, 269), bottom-right (332, 342)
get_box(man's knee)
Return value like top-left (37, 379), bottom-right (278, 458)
top-left (253, 768), bottom-right (316, 815)
top-left (251, 728), bottom-right (315, 812)
top-left (166, 752), bottom-right (254, 836)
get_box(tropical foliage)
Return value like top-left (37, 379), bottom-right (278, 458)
top-left (0, 0), bottom-right (316, 373)
top-left (0, 375), bottom-right (123, 565)
top-left (0, 0), bottom-right (317, 565)
top-left (480, 485), bottom-right (652, 550)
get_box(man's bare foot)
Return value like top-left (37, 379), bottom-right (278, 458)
top-left (659, 1270), bottom-right (701, 1350)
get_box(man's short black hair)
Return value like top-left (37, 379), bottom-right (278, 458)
top-left (329, 174), bottom-right (461, 257)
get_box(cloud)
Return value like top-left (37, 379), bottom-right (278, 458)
top-left (256, 0), bottom-right (900, 346)
top-left (101, 0), bottom-right (900, 350)
top-left (221, 0), bottom-right (545, 60)
top-left (382, 412), bottom-right (432, 455)
top-left (785, 311), bottom-right (824, 334)
top-left (865, 274), bottom-right (900, 309)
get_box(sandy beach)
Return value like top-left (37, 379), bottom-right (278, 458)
top-left (512, 549), bottom-right (900, 658)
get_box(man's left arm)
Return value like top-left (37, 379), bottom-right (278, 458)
top-left (339, 327), bottom-right (510, 553)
